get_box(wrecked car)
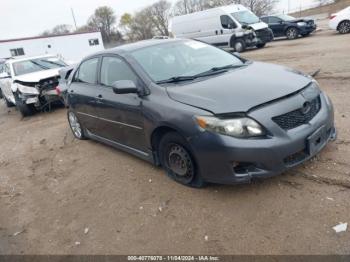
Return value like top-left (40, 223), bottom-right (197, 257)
top-left (0, 55), bottom-right (67, 116)
top-left (261, 14), bottom-right (317, 40)
top-left (56, 64), bottom-right (77, 107)
top-left (66, 39), bottom-right (336, 188)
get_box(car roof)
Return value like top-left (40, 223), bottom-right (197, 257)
top-left (83, 38), bottom-right (185, 59)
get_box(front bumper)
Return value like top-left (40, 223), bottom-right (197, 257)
top-left (190, 92), bottom-right (335, 184)
top-left (255, 28), bottom-right (274, 44)
top-left (299, 24), bottom-right (317, 34)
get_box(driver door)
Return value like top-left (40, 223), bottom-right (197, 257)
top-left (268, 16), bottom-right (284, 37)
top-left (93, 55), bottom-right (147, 152)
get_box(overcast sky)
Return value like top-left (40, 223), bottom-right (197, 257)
top-left (1, 0), bottom-right (318, 40)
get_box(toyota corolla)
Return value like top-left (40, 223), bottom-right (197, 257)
top-left (66, 39), bottom-right (336, 187)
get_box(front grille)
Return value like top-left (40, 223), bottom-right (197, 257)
top-left (255, 28), bottom-right (272, 42)
top-left (272, 96), bottom-right (321, 130)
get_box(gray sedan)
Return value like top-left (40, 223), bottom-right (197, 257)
top-left (66, 39), bottom-right (336, 187)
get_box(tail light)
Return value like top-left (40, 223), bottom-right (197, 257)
top-left (330, 15), bottom-right (336, 20)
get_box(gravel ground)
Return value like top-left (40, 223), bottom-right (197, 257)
top-left (0, 23), bottom-right (349, 255)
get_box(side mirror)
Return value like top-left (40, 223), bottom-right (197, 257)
top-left (0, 72), bottom-right (10, 79)
top-left (112, 80), bottom-right (138, 94)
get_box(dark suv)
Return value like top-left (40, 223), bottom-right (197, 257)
top-left (261, 14), bottom-right (317, 40)
top-left (66, 39), bottom-right (335, 187)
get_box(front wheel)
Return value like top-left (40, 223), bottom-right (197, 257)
top-left (67, 110), bottom-right (87, 140)
top-left (233, 39), bottom-right (246, 53)
top-left (286, 27), bottom-right (299, 40)
top-left (158, 132), bottom-right (205, 188)
top-left (14, 93), bottom-right (35, 117)
top-left (338, 20), bottom-right (350, 34)
top-left (256, 43), bottom-right (266, 48)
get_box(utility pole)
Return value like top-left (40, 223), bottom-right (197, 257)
top-left (71, 8), bottom-right (78, 30)
top-left (287, 0), bottom-right (290, 13)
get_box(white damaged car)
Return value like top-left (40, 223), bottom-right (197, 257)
top-left (0, 55), bottom-right (67, 116)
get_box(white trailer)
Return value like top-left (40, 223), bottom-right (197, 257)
top-left (0, 31), bottom-right (104, 63)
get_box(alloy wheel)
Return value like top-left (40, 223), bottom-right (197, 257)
top-left (68, 112), bottom-right (82, 139)
top-left (339, 21), bottom-right (350, 34)
top-left (287, 28), bottom-right (298, 39)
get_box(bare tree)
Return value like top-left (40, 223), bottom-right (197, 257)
top-left (120, 9), bottom-right (155, 41)
top-left (149, 0), bottom-right (172, 36)
top-left (172, 0), bottom-right (275, 16)
top-left (40, 24), bottom-right (73, 36)
top-left (88, 6), bottom-right (117, 43)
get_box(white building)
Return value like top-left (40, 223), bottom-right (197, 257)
top-left (0, 31), bottom-right (104, 63)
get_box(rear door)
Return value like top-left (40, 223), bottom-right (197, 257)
top-left (68, 57), bottom-right (100, 134)
top-left (93, 55), bottom-right (147, 152)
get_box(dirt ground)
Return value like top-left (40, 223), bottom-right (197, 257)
top-left (0, 23), bottom-right (350, 255)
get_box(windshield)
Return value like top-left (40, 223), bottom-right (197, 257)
top-left (276, 14), bottom-right (295, 21)
top-left (131, 40), bottom-right (244, 83)
top-left (231, 11), bottom-right (260, 25)
top-left (13, 57), bottom-right (67, 76)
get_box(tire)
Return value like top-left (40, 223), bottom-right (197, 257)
top-left (0, 89), bottom-right (3, 99)
top-left (158, 132), bottom-right (205, 188)
top-left (338, 20), bottom-right (350, 34)
top-left (256, 43), bottom-right (266, 48)
top-left (286, 27), bottom-right (299, 40)
top-left (14, 93), bottom-right (35, 117)
top-left (4, 96), bottom-right (15, 108)
top-left (233, 39), bottom-right (246, 53)
top-left (67, 110), bottom-right (87, 140)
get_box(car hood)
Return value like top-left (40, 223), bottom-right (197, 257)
top-left (249, 21), bottom-right (269, 31)
top-left (14, 68), bottom-right (61, 83)
top-left (165, 62), bottom-right (312, 114)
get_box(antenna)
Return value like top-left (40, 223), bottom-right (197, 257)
top-left (71, 8), bottom-right (78, 30)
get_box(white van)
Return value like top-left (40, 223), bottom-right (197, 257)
top-left (170, 4), bottom-right (274, 52)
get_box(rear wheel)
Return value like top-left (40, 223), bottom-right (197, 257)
top-left (233, 39), bottom-right (246, 53)
top-left (67, 110), bottom-right (87, 140)
top-left (158, 132), bottom-right (205, 188)
top-left (0, 89), bottom-right (3, 99)
top-left (286, 27), bottom-right (299, 40)
top-left (338, 20), bottom-right (350, 34)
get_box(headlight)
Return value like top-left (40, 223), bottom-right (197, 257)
top-left (16, 83), bottom-right (39, 95)
top-left (297, 22), bottom-right (307, 26)
top-left (195, 116), bottom-right (266, 138)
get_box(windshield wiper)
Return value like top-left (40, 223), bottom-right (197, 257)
top-left (194, 64), bottom-right (246, 78)
top-left (156, 76), bottom-right (196, 84)
top-left (30, 60), bottom-right (50, 70)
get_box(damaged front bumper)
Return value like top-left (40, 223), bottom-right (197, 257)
top-left (14, 76), bottom-right (62, 108)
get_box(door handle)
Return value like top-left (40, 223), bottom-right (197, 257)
top-left (70, 90), bottom-right (74, 93)
top-left (97, 94), bottom-right (103, 99)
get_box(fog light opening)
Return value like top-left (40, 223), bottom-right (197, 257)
top-left (233, 162), bottom-right (256, 174)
